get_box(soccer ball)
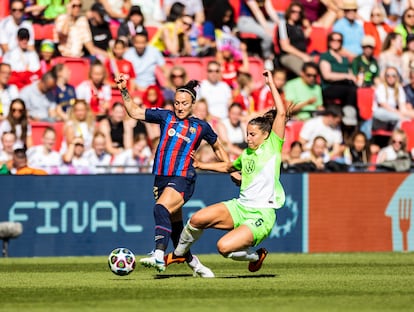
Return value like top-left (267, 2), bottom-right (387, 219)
top-left (108, 247), bottom-right (136, 276)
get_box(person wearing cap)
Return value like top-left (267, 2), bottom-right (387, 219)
top-left (299, 104), bottom-right (345, 159)
top-left (3, 28), bottom-right (41, 89)
top-left (351, 35), bottom-right (380, 87)
top-left (363, 4), bottom-right (393, 57)
top-left (332, 0), bottom-right (365, 59)
top-left (0, 0), bottom-right (35, 55)
top-left (39, 40), bottom-right (56, 75)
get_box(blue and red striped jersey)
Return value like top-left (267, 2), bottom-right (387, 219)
top-left (145, 108), bottom-right (218, 178)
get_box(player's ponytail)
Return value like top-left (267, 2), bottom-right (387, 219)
top-left (176, 80), bottom-right (199, 102)
top-left (248, 109), bottom-right (276, 135)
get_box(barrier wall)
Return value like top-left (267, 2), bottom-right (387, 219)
top-left (0, 173), bottom-right (413, 257)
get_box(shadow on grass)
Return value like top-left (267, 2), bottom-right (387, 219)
top-left (155, 274), bottom-right (277, 279)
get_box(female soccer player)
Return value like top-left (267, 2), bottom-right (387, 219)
top-left (167, 70), bottom-right (287, 273)
top-left (115, 74), bottom-right (229, 277)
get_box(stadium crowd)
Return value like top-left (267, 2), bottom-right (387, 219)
top-left (0, 0), bottom-right (413, 175)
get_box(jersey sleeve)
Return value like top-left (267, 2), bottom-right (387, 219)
top-left (200, 120), bottom-right (218, 145)
top-left (145, 108), bottom-right (170, 123)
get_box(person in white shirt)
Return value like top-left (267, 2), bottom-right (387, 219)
top-left (0, 132), bottom-right (16, 167)
top-left (27, 126), bottom-right (62, 173)
top-left (0, 63), bottom-right (19, 121)
top-left (112, 133), bottom-right (153, 173)
top-left (83, 131), bottom-right (112, 174)
top-left (299, 105), bottom-right (344, 159)
top-left (198, 61), bottom-right (233, 120)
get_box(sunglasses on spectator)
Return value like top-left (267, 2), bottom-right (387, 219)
top-left (11, 8), bottom-right (24, 12)
top-left (12, 108), bottom-right (24, 113)
top-left (291, 9), bottom-right (301, 14)
top-left (72, 4), bottom-right (82, 8)
top-left (392, 140), bottom-right (403, 144)
top-left (344, 9), bottom-right (357, 12)
top-left (330, 38), bottom-right (342, 43)
top-left (386, 73), bottom-right (397, 78)
top-left (208, 69), bottom-right (220, 73)
top-left (183, 21), bottom-right (193, 26)
top-left (74, 143), bottom-right (84, 147)
top-left (305, 73), bottom-right (317, 78)
top-left (171, 73), bottom-right (185, 78)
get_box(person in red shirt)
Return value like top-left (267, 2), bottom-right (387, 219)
top-left (252, 68), bottom-right (287, 113)
top-left (105, 39), bottom-right (137, 90)
top-left (217, 41), bottom-right (249, 89)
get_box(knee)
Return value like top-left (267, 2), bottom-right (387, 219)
top-left (216, 240), bottom-right (232, 257)
top-left (189, 212), bottom-right (204, 229)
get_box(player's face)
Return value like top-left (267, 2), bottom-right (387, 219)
top-left (174, 91), bottom-right (193, 119)
top-left (246, 124), bottom-right (268, 150)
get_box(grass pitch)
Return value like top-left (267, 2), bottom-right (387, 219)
top-left (1, 252), bottom-right (413, 312)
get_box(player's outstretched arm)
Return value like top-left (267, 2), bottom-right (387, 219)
top-left (115, 73), bottom-right (146, 120)
top-left (263, 70), bottom-right (287, 139)
top-left (193, 157), bottom-right (235, 173)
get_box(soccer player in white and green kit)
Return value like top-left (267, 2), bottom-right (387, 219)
top-left (165, 69), bottom-right (287, 274)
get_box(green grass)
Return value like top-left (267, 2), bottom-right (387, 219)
top-left (1, 253), bottom-right (413, 312)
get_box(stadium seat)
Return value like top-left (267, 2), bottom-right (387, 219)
top-left (0, 4), bottom-right (9, 19)
top-left (51, 57), bottom-right (90, 86)
top-left (401, 120), bottom-right (414, 152)
top-left (271, 0), bottom-right (291, 14)
top-left (357, 87), bottom-right (374, 120)
top-left (109, 23), bottom-right (119, 39)
top-left (248, 57), bottom-right (265, 86)
top-left (42, 23), bottom-right (55, 40)
top-left (146, 25), bottom-right (159, 41)
top-left (283, 120), bottom-right (304, 153)
top-left (307, 26), bottom-right (331, 54)
top-left (111, 89), bottom-right (123, 106)
top-left (228, 0), bottom-right (240, 22)
top-left (33, 23), bottom-right (44, 41)
top-left (177, 57), bottom-right (206, 81)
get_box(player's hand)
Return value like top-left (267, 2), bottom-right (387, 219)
top-left (230, 171), bottom-right (242, 187)
top-left (263, 70), bottom-right (273, 85)
top-left (115, 73), bottom-right (128, 90)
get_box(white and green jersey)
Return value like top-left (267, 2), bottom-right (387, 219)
top-left (233, 131), bottom-right (285, 209)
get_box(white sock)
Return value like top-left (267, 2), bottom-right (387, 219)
top-left (227, 249), bottom-right (259, 262)
top-left (174, 221), bottom-right (203, 256)
top-left (153, 249), bottom-right (164, 262)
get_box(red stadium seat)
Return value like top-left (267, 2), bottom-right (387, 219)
top-left (283, 120), bottom-right (304, 153)
top-left (42, 23), bottom-right (55, 40)
top-left (307, 26), bottom-right (331, 54)
top-left (271, 0), bottom-right (291, 14)
top-left (146, 25), bottom-right (159, 41)
top-left (228, 0), bottom-right (240, 22)
top-left (401, 120), bottom-right (414, 152)
top-left (109, 23), bottom-right (119, 39)
top-left (51, 57), bottom-right (90, 86)
top-left (177, 57), bottom-right (206, 81)
top-left (33, 23), bottom-right (44, 41)
top-left (111, 89), bottom-right (123, 107)
top-left (357, 87), bottom-right (374, 120)
top-left (248, 56), bottom-right (265, 87)
top-left (31, 121), bottom-right (64, 151)
top-left (0, 3), bottom-right (9, 19)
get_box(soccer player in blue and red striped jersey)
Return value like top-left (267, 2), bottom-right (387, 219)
top-left (115, 73), bottom-right (229, 277)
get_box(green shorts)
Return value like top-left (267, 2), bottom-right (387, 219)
top-left (224, 198), bottom-right (277, 246)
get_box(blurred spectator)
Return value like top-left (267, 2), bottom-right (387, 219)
top-left (198, 60), bottom-right (233, 120)
top-left (284, 62), bottom-right (323, 121)
top-left (88, 2), bottom-right (113, 55)
top-left (61, 99), bottom-right (95, 153)
top-left (403, 69), bottom-right (414, 114)
top-left (31, 0), bottom-right (68, 22)
top-left (299, 105), bottom-right (345, 159)
top-left (0, 63), bottom-right (19, 122)
top-left (363, 4), bottom-right (393, 57)
top-left (351, 35), bottom-right (380, 87)
top-left (252, 68), bottom-right (287, 112)
top-left (162, 65), bottom-right (187, 102)
top-left (0, 0), bottom-right (35, 55)
top-left (216, 40), bottom-right (249, 90)
top-left (278, 2), bottom-right (313, 76)
top-left (12, 148), bottom-right (47, 175)
top-left (92, 0), bottom-right (130, 22)
top-left (394, 7), bottom-right (414, 48)
top-left (98, 102), bottom-right (133, 156)
top-left (332, 0), bottom-right (365, 60)
top-left (300, 135), bottom-right (331, 171)
top-left (61, 136), bottom-right (91, 174)
top-left (131, 1), bottom-right (164, 26)
top-left (105, 39), bottom-right (137, 90)
top-left (55, 0), bottom-right (104, 58)
top-left (142, 85), bottom-right (164, 108)
top-left (20, 71), bottom-right (57, 122)
top-left (0, 98), bottom-right (32, 149)
top-left (27, 127), bottom-right (62, 172)
top-left (401, 34), bottom-right (414, 83)
top-left (0, 132), bottom-right (16, 170)
top-left (76, 60), bottom-right (111, 120)
top-left (299, 0), bottom-right (340, 29)
top-left (372, 66), bottom-right (412, 132)
top-left (376, 128), bottom-right (412, 171)
top-left (117, 5), bottom-right (147, 46)
top-left (379, 32), bottom-right (403, 76)
top-left (39, 40), bottom-right (56, 75)
top-left (343, 130), bottom-right (371, 170)
top-left (52, 64), bottom-right (76, 122)
top-left (233, 72), bottom-right (255, 113)
top-left (150, 2), bottom-right (192, 57)
top-left (163, 0), bottom-right (205, 26)
top-left (111, 133), bottom-right (153, 173)
top-left (221, 102), bottom-right (247, 160)
top-left (356, 0), bottom-right (377, 22)
top-left (123, 31), bottom-right (167, 90)
top-left (237, 0), bottom-right (279, 68)
top-left (319, 32), bottom-right (357, 114)
top-left (384, 1), bottom-right (414, 26)
top-left (83, 131), bottom-right (112, 173)
top-left (281, 140), bottom-right (305, 171)
top-left (4, 28), bottom-right (41, 89)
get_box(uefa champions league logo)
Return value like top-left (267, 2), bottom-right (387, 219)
top-left (270, 195), bottom-right (299, 238)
